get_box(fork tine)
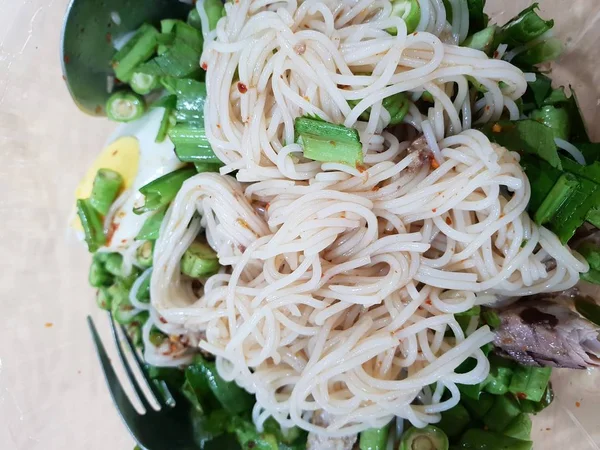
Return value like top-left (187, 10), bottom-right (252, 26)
top-left (87, 316), bottom-right (140, 419)
top-left (117, 322), bottom-right (175, 407)
top-left (107, 313), bottom-right (156, 412)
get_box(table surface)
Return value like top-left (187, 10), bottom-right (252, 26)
top-left (0, 1), bottom-right (599, 449)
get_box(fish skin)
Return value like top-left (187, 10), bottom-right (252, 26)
top-left (493, 298), bottom-right (600, 369)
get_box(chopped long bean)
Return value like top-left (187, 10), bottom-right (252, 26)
top-left (134, 167), bottom-right (196, 214)
top-left (387, 0), bottom-right (421, 35)
top-left (130, 72), bottom-right (160, 95)
top-left (359, 424), bottom-right (389, 450)
top-left (112, 23), bottom-right (159, 82)
top-left (399, 425), bottom-right (449, 450)
top-left (106, 91), bottom-right (146, 123)
top-left (295, 117), bottom-right (363, 167)
top-left (181, 242), bottom-right (220, 278)
top-left (135, 241), bottom-right (154, 268)
top-left (136, 206), bottom-right (168, 241)
top-left (89, 168), bottom-right (123, 216)
top-left (76, 199), bottom-right (106, 252)
top-left (204, 0), bottom-right (226, 30)
top-left (89, 259), bottom-right (113, 287)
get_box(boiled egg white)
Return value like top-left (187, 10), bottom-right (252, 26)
top-left (72, 107), bottom-right (184, 250)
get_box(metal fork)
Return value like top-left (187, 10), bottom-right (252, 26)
top-left (87, 314), bottom-right (199, 450)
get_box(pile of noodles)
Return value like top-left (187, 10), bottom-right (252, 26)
top-left (134, 0), bottom-right (588, 437)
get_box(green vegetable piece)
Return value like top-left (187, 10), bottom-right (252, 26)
top-left (399, 425), bottom-right (449, 450)
top-left (149, 326), bottom-right (167, 346)
top-left (106, 91), bottom-right (146, 123)
top-left (483, 355), bottom-right (515, 396)
top-left (482, 394), bottom-right (521, 432)
top-left (481, 310), bottom-right (501, 329)
top-left (519, 155), bottom-right (562, 214)
top-left (169, 125), bottom-right (221, 163)
top-left (96, 287), bottom-right (112, 311)
top-left (461, 392), bottom-right (494, 418)
top-left (462, 26), bottom-right (496, 54)
top-left (521, 72), bottom-right (551, 112)
top-left (565, 89), bottom-right (591, 143)
top-left (125, 311), bottom-right (148, 347)
top-left (136, 206), bottom-right (168, 241)
top-left (533, 173), bottom-right (579, 226)
top-left (89, 258), bottom-right (113, 287)
top-left (586, 205), bottom-right (600, 229)
top-left (530, 105), bottom-right (570, 140)
top-left (295, 117), bottom-right (363, 167)
top-left (130, 72), bottom-right (160, 95)
top-left (109, 283), bottom-right (137, 325)
top-left (576, 243), bottom-right (600, 272)
top-left (190, 355), bottom-right (255, 415)
top-left (497, 3), bottom-right (554, 48)
top-left (227, 416), bottom-right (279, 450)
top-left (76, 199), bottom-right (106, 252)
top-left (387, 0), bottom-right (421, 35)
top-left (136, 270), bottom-right (151, 302)
top-left (181, 241), bottom-right (220, 278)
top-left (204, 0), bottom-right (226, 30)
top-left (161, 77), bottom-right (207, 124)
top-left (481, 120), bottom-right (562, 170)
top-left (574, 297), bottom-right (600, 326)
top-left (187, 8), bottom-right (202, 30)
top-left (135, 241), bottom-right (154, 268)
top-left (548, 176), bottom-right (599, 243)
top-left (543, 88), bottom-right (569, 106)
top-left (436, 404), bottom-right (471, 440)
top-left (513, 38), bottom-right (563, 67)
top-left (134, 167), bottom-right (196, 215)
top-left (154, 95), bottom-right (177, 143)
top-left (508, 366), bottom-right (552, 403)
top-left (359, 424), bottom-right (389, 450)
top-left (518, 383), bottom-right (554, 414)
top-left (503, 414), bottom-right (532, 441)
top-left (383, 93), bottom-right (411, 125)
top-left (137, 22), bottom-right (204, 79)
top-left (457, 429), bottom-right (532, 450)
top-left (466, 0), bottom-right (488, 33)
top-left (89, 168), bottom-right (123, 216)
top-left (104, 252), bottom-right (124, 277)
top-left (111, 23), bottom-right (159, 82)
top-left (194, 162), bottom-right (222, 173)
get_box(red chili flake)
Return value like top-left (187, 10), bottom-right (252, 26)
top-left (445, 216), bottom-right (453, 225)
top-left (237, 82), bottom-right (248, 94)
top-left (546, 428), bottom-right (551, 431)
top-left (105, 32), bottom-right (112, 43)
top-left (201, 62), bottom-right (208, 70)
top-left (64, 55), bottom-right (70, 64)
top-left (493, 51), bottom-right (499, 58)
top-left (425, 299), bottom-right (432, 306)
top-left (371, 185), bottom-right (380, 192)
top-left (432, 208), bottom-right (437, 213)
top-left (106, 222), bottom-right (120, 246)
top-left (159, 316), bottom-right (167, 324)
top-left (356, 164), bottom-right (367, 173)
top-left (413, 32), bottom-right (418, 36)
top-left (516, 392), bottom-right (528, 400)
top-left (95, 105), bottom-right (102, 114)
top-left (121, 239), bottom-right (127, 244)
top-left (576, 401), bottom-right (581, 408)
top-left (45, 322), bottom-right (53, 328)
top-left (216, 124), bottom-right (221, 129)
